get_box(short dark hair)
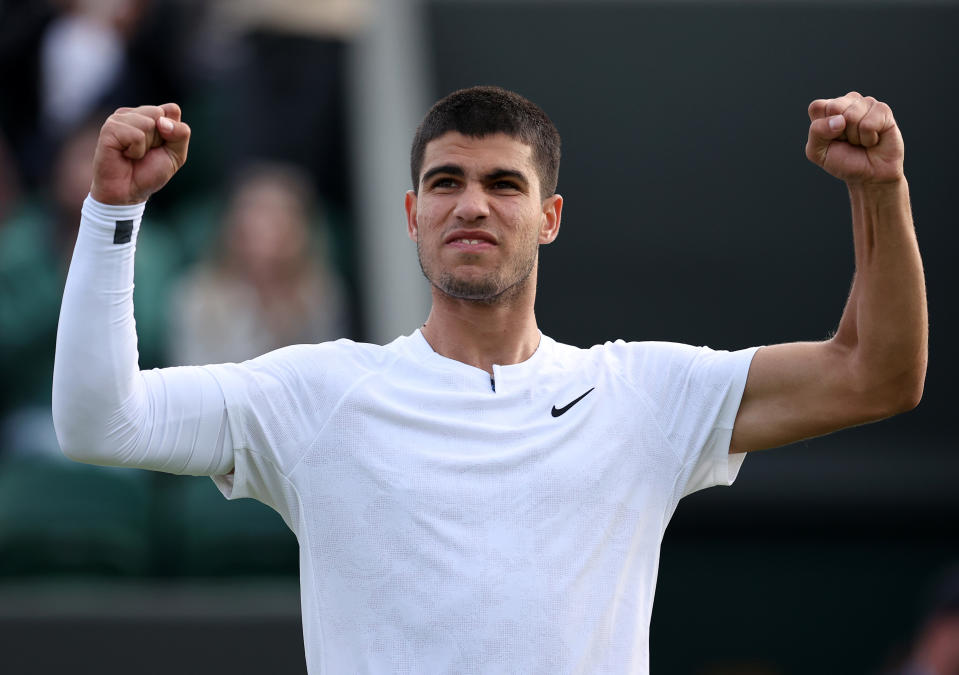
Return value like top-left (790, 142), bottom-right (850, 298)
top-left (410, 86), bottom-right (561, 197)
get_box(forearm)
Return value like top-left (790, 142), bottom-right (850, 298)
top-left (52, 196), bottom-right (234, 474)
top-left (834, 178), bottom-right (927, 406)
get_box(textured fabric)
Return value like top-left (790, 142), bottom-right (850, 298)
top-left (55, 196), bottom-right (758, 674)
top-left (208, 332), bottom-right (757, 674)
top-left (53, 197), bottom-right (233, 475)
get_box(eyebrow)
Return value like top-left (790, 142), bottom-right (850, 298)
top-left (421, 164), bottom-right (464, 185)
top-left (486, 169), bottom-right (529, 186)
top-left (420, 165), bottom-right (530, 187)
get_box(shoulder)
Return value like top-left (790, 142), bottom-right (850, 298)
top-left (201, 337), bottom-right (408, 419)
top-left (552, 338), bottom-right (708, 371)
top-left (553, 338), bottom-right (755, 393)
top-left (595, 339), bottom-right (704, 360)
top-left (538, 337), bottom-right (704, 394)
top-left (242, 337), bottom-right (405, 380)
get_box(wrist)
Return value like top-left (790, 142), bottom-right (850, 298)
top-left (81, 194), bottom-right (146, 243)
top-left (847, 176), bottom-right (909, 205)
top-left (89, 180), bottom-right (150, 207)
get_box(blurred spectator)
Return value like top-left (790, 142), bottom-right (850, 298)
top-left (167, 162), bottom-right (350, 366)
top-left (198, 0), bottom-right (372, 212)
top-left (40, 0), bottom-right (149, 141)
top-left (0, 115), bottom-right (102, 439)
top-left (883, 567), bottom-right (959, 675)
top-left (0, 0), bottom-right (193, 193)
top-left (0, 113), bottom-right (176, 458)
top-left (209, 0), bottom-right (371, 37)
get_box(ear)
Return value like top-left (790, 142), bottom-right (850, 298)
top-left (405, 190), bottom-right (418, 242)
top-left (539, 194), bottom-right (563, 244)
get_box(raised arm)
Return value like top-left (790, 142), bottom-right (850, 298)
top-left (730, 92), bottom-right (927, 454)
top-left (52, 105), bottom-right (234, 474)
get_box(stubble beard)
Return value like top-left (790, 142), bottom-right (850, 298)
top-left (416, 238), bottom-right (538, 306)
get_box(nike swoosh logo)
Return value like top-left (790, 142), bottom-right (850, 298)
top-left (551, 387), bottom-right (595, 417)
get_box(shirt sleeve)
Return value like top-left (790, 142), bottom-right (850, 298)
top-left (52, 195), bottom-right (234, 476)
top-left (624, 341), bottom-right (759, 498)
top-left (204, 342), bottom-right (349, 512)
top-left (676, 345), bottom-right (757, 497)
top-left (204, 351), bottom-right (314, 507)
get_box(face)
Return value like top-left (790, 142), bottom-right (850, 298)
top-left (406, 132), bottom-right (562, 304)
top-left (226, 178), bottom-right (310, 284)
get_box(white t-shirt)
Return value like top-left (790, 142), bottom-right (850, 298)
top-left (205, 331), bottom-right (757, 674)
top-left (54, 197), bottom-right (758, 674)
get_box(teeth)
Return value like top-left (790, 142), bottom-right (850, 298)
top-left (456, 239), bottom-right (482, 244)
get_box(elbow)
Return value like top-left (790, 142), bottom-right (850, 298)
top-left (894, 371), bottom-right (925, 414)
top-left (56, 434), bottom-right (93, 465)
top-left (53, 374), bottom-right (153, 467)
top-left (53, 412), bottom-right (104, 465)
top-left (52, 395), bottom-right (117, 466)
top-left (881, 384), bottom-right (923, 418)
top-left (58, 438), bottom-right (97, 465)
top-left (52, 368), bottom-right (94, 464)
top-left (893, 352), bottom-right (928, 414)
top-left (52, 362), bottom-right (140, 466)
top-left (864, 366), bottom-right (926, 420)
top-left (842, 339), bottom-right (927, 421)
top-left (52, 398), bottom-right (75, 461)
top-left (55, 425), bottom-right (126, 468)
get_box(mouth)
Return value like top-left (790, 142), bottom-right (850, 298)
top-left (444, 230), bottom-right (498, 249)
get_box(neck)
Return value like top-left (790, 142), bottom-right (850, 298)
top-left (420, 272), bottom-right (541, 376)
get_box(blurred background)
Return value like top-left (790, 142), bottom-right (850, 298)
top-left (1, 0), bottom-right (957, 673)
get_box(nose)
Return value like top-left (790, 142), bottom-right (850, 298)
top-left (452, 183), bottom-right (489, 221)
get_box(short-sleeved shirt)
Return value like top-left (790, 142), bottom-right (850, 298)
top-left (207, 330), bottom-right (757, 674)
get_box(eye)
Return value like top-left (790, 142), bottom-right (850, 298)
top-left (492, 180), bottom-right (521, 192)
top-left (429, 177), bottom-right (458, 190)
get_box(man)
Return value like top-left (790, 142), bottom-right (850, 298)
top-left (53, 86), bottom-right (926, 673)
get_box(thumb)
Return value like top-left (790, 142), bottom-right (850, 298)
top-left (805, 114), bottom-right (845, 167)
top-left (156, 116), bottom-right (191, 170)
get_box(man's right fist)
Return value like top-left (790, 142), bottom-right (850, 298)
top-left (90, 103), bottom-right (190, 205)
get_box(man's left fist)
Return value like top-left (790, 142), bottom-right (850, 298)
top-left (805, 92), bottom-right (904, 186)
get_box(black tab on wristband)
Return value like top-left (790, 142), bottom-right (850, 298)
top-left (113, 219), bottom-right (134, 244)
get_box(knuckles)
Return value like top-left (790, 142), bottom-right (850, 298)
top-left (808, 94), bottom-right (895, 138)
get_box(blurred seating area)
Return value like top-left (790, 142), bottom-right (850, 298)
top-left (0, 453), bottom-right (298, 577)
top-left (0, 0), bottom-right (366, 579)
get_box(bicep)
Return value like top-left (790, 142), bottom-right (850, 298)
top-left (133, 366), bottom-right (235, 475)
top-left (730, 340), bottom-right (886, 454)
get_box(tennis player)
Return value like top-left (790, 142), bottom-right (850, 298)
top-left (53, 86), bottom-right (926, 673)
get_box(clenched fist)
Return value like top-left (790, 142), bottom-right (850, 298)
top-left (90, 103), bottom-right (191, 205)
top-left (805, 92), bottom-right (904, 186)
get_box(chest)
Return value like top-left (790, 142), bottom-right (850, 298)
top-left (297, 371), bottom-right (677, 527)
